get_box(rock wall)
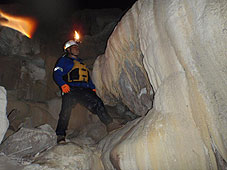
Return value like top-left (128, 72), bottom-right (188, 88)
top-left (0, 27), bottom-right (49, 101)
top-left (93, 0), bottom-right (227, 169)
top-left (93, 6), bottom-right (154, 115)
top-left (0, 86), bottom-right (9, 144)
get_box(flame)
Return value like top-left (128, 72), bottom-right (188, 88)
top-left (0, 10), bottom-right (37, 38)
top-left (74, 30), bottom-right (80, 41)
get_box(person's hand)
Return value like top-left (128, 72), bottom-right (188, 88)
top-left (61, 84), bottom-right (70, 93)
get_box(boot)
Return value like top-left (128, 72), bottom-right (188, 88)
top-left (106, 122), bottom-right (123, 132)
top-left (57, 135), bottom-right (66, 144)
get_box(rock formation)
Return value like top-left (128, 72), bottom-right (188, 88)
top-left (0, 124), bottom-right (56, 161)
top-left (0, 8), bottom-right (123, 137)
top-left (0, 87), bottom-right (9, 144)
top-left (23, 142), bottom-right (104, 170)
top-left (0, 0), bottom-right (226, 169)
top-left (93, 0), bottom-right (227, 169)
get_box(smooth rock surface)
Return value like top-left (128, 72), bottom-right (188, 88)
top-left (0, 86), bottom-right (9, 144)
top-left (93, 0), bottom-right (227, 169)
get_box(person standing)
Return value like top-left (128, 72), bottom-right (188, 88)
top-left (53, 40), bottom-right (120, 143)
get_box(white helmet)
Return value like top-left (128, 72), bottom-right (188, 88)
top-left (64, 40), bottom-right (79, 51)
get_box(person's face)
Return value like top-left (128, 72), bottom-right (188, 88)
top-left (69, 45), bottom-right (79, 55)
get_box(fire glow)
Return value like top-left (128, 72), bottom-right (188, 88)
top-left (74, 30), bottom-right (80, 42)
top-left (0, 10), bottom-right (37, 38)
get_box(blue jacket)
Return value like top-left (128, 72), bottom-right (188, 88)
top-left (53, 54), bottom-right (95, 89)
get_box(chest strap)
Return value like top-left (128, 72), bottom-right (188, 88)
top-left (64, 60), bottom-right (89, 83)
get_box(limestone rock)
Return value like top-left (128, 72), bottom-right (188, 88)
top-left (93, 0), bottom-right (227, 169)
top-left (105, 102), bottom-right (140, 124)
top-left (0, 86), bottom-right (9, 144)
top-left (0, 55), bottom-right (47, 101)
top-left (23, 142), bottom-right (104, 170)
top-left (46, 97), bottom-right (62, 120)
top-left (98, 118), bottom-right (142, 170)
top-left (6, 99), bottom-right (57, 131)
top-left (0, 27), bottom-right (40, 57)
top-left (0, 153), bottom-right (23, 170)
top-left (0, 124), bottom-right (56, 160)
top-left (0, 26), bottom-right (47, 102)
top-left (92, 5), bottom-right (154, 116)
top-left (93, 39), bottom-right (154, 115)
top-left (76, 122), bottom-right (107, 143)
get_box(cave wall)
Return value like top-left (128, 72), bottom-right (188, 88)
top-left (93, 0), bottom-right (227, 169)
top-left (0, 8), bottom-right (124, 136)
top-left (0, 1), bottom-right (226, 169)
top-left (92, 5), bottom-right (154, 115)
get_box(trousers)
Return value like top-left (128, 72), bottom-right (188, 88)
top-left (56, 87), bottom-right (113, 136)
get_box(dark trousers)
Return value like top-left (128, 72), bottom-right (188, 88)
top-left (56, 87), bottom-right (113, 136)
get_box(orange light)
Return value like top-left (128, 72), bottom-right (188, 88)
top-left (74, 30), bottom-right (80, 42)
top-left (0, 10), bottom-right (37, 38)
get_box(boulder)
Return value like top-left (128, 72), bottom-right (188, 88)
top-left (0, 27), bottom-right (40, 57)
top-left (6, 99), bottom-right (57, 131)
top-left (92, 8), bottom-right (154, 115)
top-left (0, 124), bottom-right (56, 160)
top-left (23, 142), bottom-right (104, 170)
top-left (0, 86), bottom-right (9, 144)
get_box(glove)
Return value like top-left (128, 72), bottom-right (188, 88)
top-left (61, 84), bottom-right (70, 93)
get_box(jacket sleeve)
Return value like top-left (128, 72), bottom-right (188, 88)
top-left (53, 58), bottom-right (67, 87)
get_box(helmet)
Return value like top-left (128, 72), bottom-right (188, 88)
top-left (64, 40), bottom-right (79, 51)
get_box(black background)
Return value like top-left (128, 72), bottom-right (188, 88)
top-left (0, 0), bottom-right (137, 10)
top-left (0, 0), bottom-right (137, 22)
top-left (0, 0), bottom-right (137, 43)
